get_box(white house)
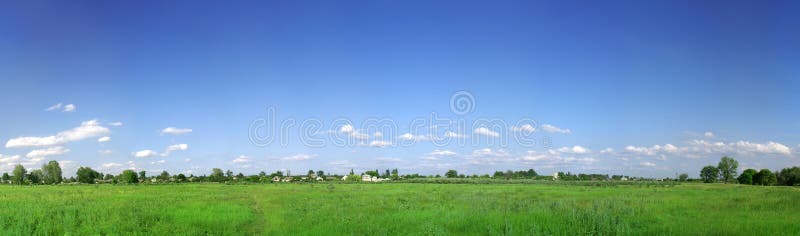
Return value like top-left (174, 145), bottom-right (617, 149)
top-left (362, 175), bottom-right (372, 182)
top-left (552, 172), bottom-right (559, 180)
top-left (315, 176), bottom-right (324, 181)
top-left (341, 175), bottom-right (348, 181)
top-left (271, 176), bottom-right (281, 182)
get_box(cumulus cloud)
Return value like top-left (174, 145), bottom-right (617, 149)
top-left (339, 125), bottom-right (369, 139)
top-left (98, 149), bottom-right (113, 155)
top-left (640, 162), bottom-right (656, 167)
top-left (102, 162), bottom-right (123, 168)
top-left (232, 155), bottom-right (251, 163)
top-left (369, 140), bottom-right (391, 147)
top-left (704, 132), bottom-right (715, 138)
top-left (0, 154), bottom-right (21, 165)
top-left (422, 149), bottom-right (457, 160)
top-left (444, 131), bottom-right (466, 138)
top-left (398, 133), bottom-right (430, 141)
top-left (6, 120), bottom-right (110, 148)
top-left (26, 146), bottom-right (70, 158)
top-left (135, 144), bottom-right (189, 157)
top-left (553, 146), bottom-right (591, 154)
top-left (282, 153), bottom-right (317, 161)
top-left (133, 150), bottom-right (159, 158)
top-left (474, 127), bottom-right (500, 137)
top-left (161, 127), bottom-right (193, 135)
top-left (510, 124), bottom-right (536, 132)
top-left (600, 148), bottom-right (614, 153)
top-left (622, 140), bottom-right (791, 157)
top-left (541, 124), bottom-right (571, 134)
top-left (108, 122), bottom-right (123, 127)
top-left (45, 103), bottom-right (63, 111)
top-left (97, 136), bottom-right (111, 143)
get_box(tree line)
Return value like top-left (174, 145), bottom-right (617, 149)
top-left (698, 156), bottom-right (800, 186)
top-left (2, 157), bottom-right (799, 186)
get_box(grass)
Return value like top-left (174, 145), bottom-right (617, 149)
top-left (0, 183), bottom-right (797, 235)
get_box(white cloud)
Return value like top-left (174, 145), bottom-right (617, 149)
top-left (0, 154), bottom-right (21, 165)
top-left (62, 104), bottom-right (76, 112)
top-left (6, 119), bottom-right (110, 148)
top-left (444, 131), bottom-right (466, 138)
top-left (97, 136), bottom-right (111, 143)
top-left (160, 127), bottom-right (193, 135)
top-left (373, 132), bottom-right (383, 138)
top-left (133, 150), bottom-right (159, 158)
top-left (369, 140), bottom-right (391, 147)
top-left (151, 160), bottom-right (166, 165)
top-left (339, 125), bottom-right (369, 139)
top-left (98, 149), bottom-right (113, 155)
top-left (282, 153), bottom-right (317, 161)
top-left (45, 103), bottom-right (62, 111)
top-left (428, 149), bottom-right (457, 156)
top-left (44, 103), bottom-right (75, 112)
top-left (102, 162), bottom-right (123, 168)
top-left (541, 124), bottom-right (571, 134)
top-left (108, 122), bottom-right (123, 127)
top-left (554, 146), bottom-right (591, 154)
top-left (398, 133), bottom-right (430, 141)
top-left (704, 132), bottom-right (715, 138)
top-left (621, 140), bottom-right (792, 158)
top-left (132, 144), bottom-right (189, 158)
top-left (473, 127), bottom-right (500, 137)
top-left (471, 148), bottom-right (510, 158)
top-left (640, 162), bottom-right (656, 167)
top-left (162, 144), bottom-right (189, 156)
top-left (600, 148), bottom-right (614, 153)
top-left (26, 146), bottom-right (70, 158)
top-left (510, 124), bottom-right (535, 132)
top-left (232, 155), bottom-right (251, 163)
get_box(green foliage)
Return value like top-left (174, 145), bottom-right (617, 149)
top-left (717, 156), bottom-right (738, 183)
top-left (12, 164), bottom-right (26, 185)
top-left (754, 169), bottom-right (777, 186)
top-left (700, 165), bottom-right (719, 183)
top-left (120, 170), bottom-right (138, 184)
top-left (210, 168), bottom-right (225, 182)
top-left (445, 170), bottom-right (458, 178)
top-left (76, 167), bottom-right (100, 184)
top-left (678, 173), bottom-right (689, 182)
top-left (28, 169), bottom-right (44, 185)
top-left (776, 166), bottom-right (800, 186)
top-left (738, 169), bottom-right (756, 185)
top-left (41, 160), bottom-right (63, 184)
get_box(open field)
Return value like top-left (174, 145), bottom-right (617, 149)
top-left (0, 183), bottom-right (798, 235)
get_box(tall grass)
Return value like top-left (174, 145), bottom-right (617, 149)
top-left (0, 183), bottom-right (797, 235)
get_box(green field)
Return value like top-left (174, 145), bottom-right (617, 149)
top-left (0, 183), bottom-right (798, 235)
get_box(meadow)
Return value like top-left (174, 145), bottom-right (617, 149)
top-left (0, 183), bottom-right (798, 235)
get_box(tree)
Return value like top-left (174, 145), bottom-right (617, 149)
top-left (76, 166), bottom-right (100, 184)
top-left (226, 170), bottom-right (233, 179)
top-left (679, 173), bottom-right (689, 182)
top-left (138, 171), bottom-right (147, 181)
top-left (493, 171), bottom-right (504, 178)
top-left (120, 170), bottom-right (138, 184)
top-left (776, 167), bottom-right (800, 186)
top-left (754, 169), bottom-right (777, 186)
top-left (700, 165), bottom-right (719, 183)
top-left (29, 169), bottom-right (44, 184)
top-left (1, 172), bottom-right (9, 182)
top-left (41, 160), bottom-right (63, 184)
top-left (738, 169), bottom-right (757, 185)
top-left (316, 170), bottom-right (325, 178)
top-left (445, 170), bottom-right (458, 178)
top-left (159, 171), bottom-right (170, 181)
top-left (717, 156), bottom-right (738, 184)
top-left (12, 164), bottom-right (26, 185)
top-left (365, 170), bottom-right (379, 177)
top-left (210, 168), bottom-right (225, 182)
top-left (176, 173), bottom-right (187, 182)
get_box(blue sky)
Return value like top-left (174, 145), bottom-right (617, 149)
top-left (1, 0), bottom-right (798, 177)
